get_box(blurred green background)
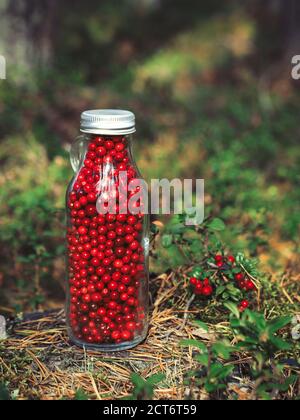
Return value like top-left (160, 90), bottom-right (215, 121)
top-left (0, 0), bottom-right (299, 312)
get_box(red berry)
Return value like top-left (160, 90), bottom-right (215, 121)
top-left (91, 258), bottom-right (100, 267)
top-left (79, 196), bottom-right (88, 206)
top-left (112, 331), bottom-right (121, 341)
top-left (202, 285), bottom-right (213, 296)
top-left (87, 193), bottom-right (97, 203)
top-left (96, 146), bottom-right (106, 157)
top-left (227, 255), bottom-right (235, 264)
top-left (127, 216), bottom-right (137, 226)
top-left (241, 300), bottom-right (249, 309)
top-left (115, 143), bottom-right (125, 152)
top-left (125, 234), bottom-right (134, 243)
top-left (235, 273), bottom-right (244, 282)
top-left (78, 226), bottom-right (88, 236)
top-left (194, 282), bottom-right (203, 295)
top-left (105, 140), bottom-right (114, 150)
top-left (91, 293), bottom-right (101, 303)
top-left (203, 278), bottom-right (210, 286)
top-left (215, 255), bottom-right (223, 262)
top-left (114, 259), bottom-right (123, 269)
top-left (246, 280), bottom-right (256, 291)
top-left (121, 330), bottom-right (132, 341)
top-left (108, 281), bottom-right (118, 291)
top-left (126, 321), bottom-right (136, 332)
top-left (190, 277), bottom-right (198, 286)
top-left (120, 293), bottom-right (129, 302)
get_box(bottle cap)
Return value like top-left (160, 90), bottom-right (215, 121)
top-left (80, 109), bottom-right (136, 135)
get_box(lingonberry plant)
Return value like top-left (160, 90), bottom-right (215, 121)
top-left (228, 309), bottom-right (298, 399)
top-left (188, 253), bottom-right (259, 312)
top-left (180, 313), bottom-right (298, 400)
top-left (127, 373), bottom-right (165, 400)
top-left (181, 334), bottom-right (236, 396)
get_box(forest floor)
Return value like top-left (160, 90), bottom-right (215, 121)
top-left (1, 270), bottom-right (299, 401)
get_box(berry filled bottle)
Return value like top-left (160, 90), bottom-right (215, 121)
top-left (66, 110), bottom-right (149, 351)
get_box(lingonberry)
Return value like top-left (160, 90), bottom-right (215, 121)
top-left (235, 273), bottom-right (244, 282)
top-left (108, 281), bottom-right (118, 291)
top-left (203, 278), bottom-right (210, 287)
top-left (78, 226), bottom-right (88, 236)
top-left (96, 146), bottom-right (106, 157)
top-left (79, 196), bottom-right (88, 207)
top-left (120, 293), bottom-right (129, 302)
top-left (121, 330), bottom-right (132, 341)
top-left (246, 280), bottom-right (256, 291)
top-left (202, 285), bottom-right (213, 296)
top-left (105, 140), bottom-right (114, 150)
top-left (115, 143), bottom-right (125, 152)
top-left (241, 300), bottom-right (249, 309)
top-left (91, 258), bottom-right (100, 267)
top-left (113, 259), bottom-right (123, 269)
top-left (190, 277), bottom-right (198, 286)
top-left (126, 321), bottom-right (136, 332)
top-left (194, 282), bottom-right (203, 295)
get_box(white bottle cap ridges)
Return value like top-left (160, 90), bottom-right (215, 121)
top-left (80, 109), bottom-right (136, 135)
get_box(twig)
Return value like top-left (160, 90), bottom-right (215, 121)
top-left (240, 264), bottom-right (260, 288)
top-left (180, 294), bottom-right (196, 332)
top-left (90, 374), bottom-right (102, 400)
top-left (281, 287), bottom-right (294, 305)
top-left (161, 294), bottom-right (196, 341)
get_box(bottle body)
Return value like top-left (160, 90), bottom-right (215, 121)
top-left (66, 132), bottom-right (149, 351)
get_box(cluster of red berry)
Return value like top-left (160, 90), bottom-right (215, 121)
top-left (67, 135), bottom-right (147, 346)
top-left (189, 277), bottom-right (213, 297)
top-left (189, 254), bottom-right (257, 312)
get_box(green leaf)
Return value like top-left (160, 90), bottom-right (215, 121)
top-left (131, 373), bottom-right (146, 388)
top-left (209, 362), bottom-right (225, 378)
top-left (216, 365), bottom-right (234, 380)
top-left (273, 375), bottom-right (298, 391)
top-left (208, 218), bottom-right (226, 231)
top-left (146, 373), bottom-right (165, 386)
top-left (212, 342), bottom-right (236, 360)
top-left (74, 388), bottom-right (89, 400)
top-left (193, 320), bottom-right (209, 332)
top-left (269, 316), bottom-right (292, 334)
top-left (162, 234), bottom-right (173, 248)
top-left (168, 221), bottom-right (186, 234)
top-left (269, 336), bottom-right (292, 351)
top-left (247, 311), bottom-right (266, 332)
top-left (0, 383), bottom-right (10, 401)
top-left (190, 266), bottom-right (202, 279)
top-left (190, 240), bottom-right (203, 257)
top-left (224, 302), bottom-right (240, 319)
top-left (180, 339), bottom-right (207, 352)
top-left (205, 382), bottom-right (226, 393)
top-left (194, 354), bottom-right (209, 366)
top-left (216, 286), bottom-right (226, 296)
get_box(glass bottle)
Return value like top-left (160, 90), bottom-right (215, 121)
top-left (66, 110), bottom-right (149, 351)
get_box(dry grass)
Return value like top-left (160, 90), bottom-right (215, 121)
top-left (0, 273), bottom-right (221, 400)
